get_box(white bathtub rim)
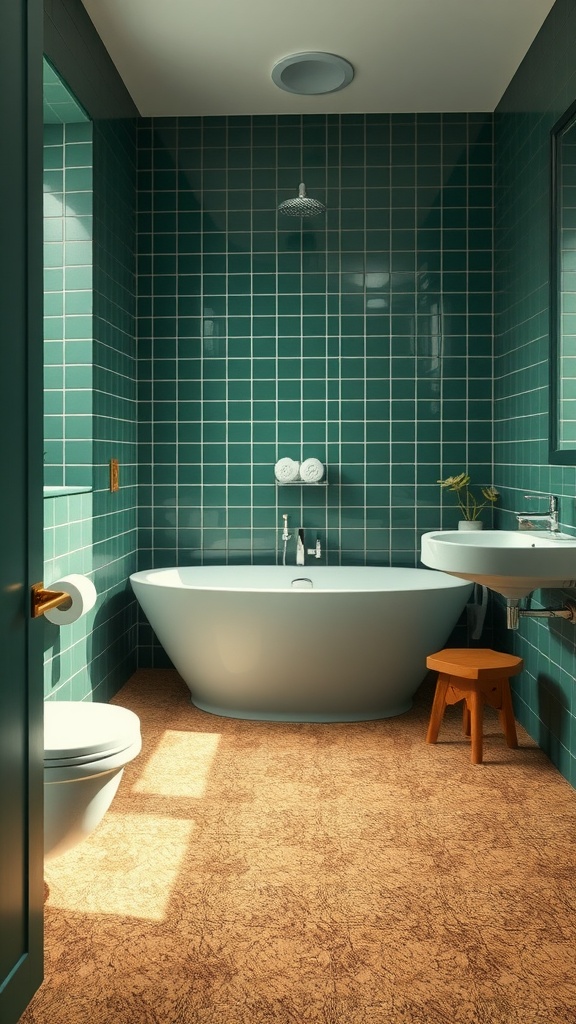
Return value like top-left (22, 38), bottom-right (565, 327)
top-left (130, 565), bottom-right (471, 596)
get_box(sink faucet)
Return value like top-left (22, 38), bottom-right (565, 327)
top-left (515, 495), bottom-right (559, 532)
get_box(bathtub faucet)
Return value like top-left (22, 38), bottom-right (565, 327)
top-left (296, 529), bottom-right (321, 565)
top-left (297, 528), bottom-right (305, 565)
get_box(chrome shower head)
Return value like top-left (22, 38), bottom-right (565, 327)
top-left (278, 182), bottom-right (326, 217)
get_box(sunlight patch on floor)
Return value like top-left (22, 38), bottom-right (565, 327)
top-left (133, 729), bottom-right (222, 798)
top-left (46, 813), bottom-right (194, 921)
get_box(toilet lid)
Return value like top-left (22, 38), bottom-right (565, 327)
top-left (44, 701), bottom-right (141, 761)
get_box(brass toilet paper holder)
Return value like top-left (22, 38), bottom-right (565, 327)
top-left (31, 582), bottom-right (72, 619)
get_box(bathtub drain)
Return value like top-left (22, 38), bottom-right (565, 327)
top-left (291, 577), bottom-right (313, 588)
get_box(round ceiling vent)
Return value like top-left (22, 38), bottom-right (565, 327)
top-left (271, 52), bottom-right (354, 96)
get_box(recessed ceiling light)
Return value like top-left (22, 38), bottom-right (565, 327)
top-left (271, 52), bottom-right (354, 96)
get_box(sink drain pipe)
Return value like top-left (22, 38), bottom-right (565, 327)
top-left (506, 598), bottom-right (576, 630)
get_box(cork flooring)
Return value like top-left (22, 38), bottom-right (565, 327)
top-left (20, 668), bottom-right (576, 1024)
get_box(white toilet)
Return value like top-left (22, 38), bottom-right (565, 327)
top-left (44, 701), bottom-right (142, 860)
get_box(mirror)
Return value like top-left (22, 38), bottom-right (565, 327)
top-left (43, 58), bottom-right (93, 495)
top-left (550, 98), bottom-right (576, 463)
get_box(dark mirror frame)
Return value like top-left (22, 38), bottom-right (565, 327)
top-left (550, 96), bottom-right (576, 464)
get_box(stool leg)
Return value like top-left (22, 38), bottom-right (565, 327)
top-left (426, 675), bottom-right (450, 744)
top-left (469, 689), bottom-right (484, 764)
top-left (499, 679), bottom-right (518, 749)
top-left (462, 702), bottom-right (471, 736)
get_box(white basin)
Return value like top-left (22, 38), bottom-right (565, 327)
top-left (421, 530), bottom-right (576, 599)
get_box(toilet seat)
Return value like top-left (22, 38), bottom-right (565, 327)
top-left (44, 701), bottom-right (141, 768)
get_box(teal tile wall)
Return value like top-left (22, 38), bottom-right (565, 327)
top-left (43, 489), bottom-right (99, 698)
top-left (136, 113), bottom-right (494, 664)
top-left (43, 59), bottom-right (89, 125)
top-left (43, 120), bottom-right (93, 487)
top-left (44, 117), bottom-right (138, 702)
top-left (494, 0), bottom-right (576, 786)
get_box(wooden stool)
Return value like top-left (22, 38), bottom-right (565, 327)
top-left (425, 648), bottom-right (523, 764)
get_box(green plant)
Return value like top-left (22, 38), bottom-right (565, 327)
top-left (438, 472), bottom-right (499, 521)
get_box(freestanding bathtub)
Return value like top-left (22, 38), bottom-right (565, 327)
top-left (131, 566), bottom-right (472, 722)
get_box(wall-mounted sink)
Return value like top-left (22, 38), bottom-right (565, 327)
top-left (421, 530), bottom-right (576, 599)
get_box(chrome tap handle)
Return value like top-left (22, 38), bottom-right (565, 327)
top-left (307, 539), bottom-right (322, 559)
top-left (523, 495), bottom-right (558, 511)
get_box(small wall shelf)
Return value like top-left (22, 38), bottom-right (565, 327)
top-left (43, 485), bottom-right (92, 499)
top-left (275, 480), bottom-right (327, 486)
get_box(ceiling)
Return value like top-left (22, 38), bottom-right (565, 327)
top-left (80, 0), bottom-right (556, 118)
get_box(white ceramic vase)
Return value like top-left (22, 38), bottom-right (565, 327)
top-left (458, 520), bottom-right (483, 531)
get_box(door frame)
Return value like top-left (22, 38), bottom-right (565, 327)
top-left (0, 0), bottom-right (44, 1020)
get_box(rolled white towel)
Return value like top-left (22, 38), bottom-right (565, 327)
top-left (274, 457), bottom-right (300, 483)
top-left (299, 458), bottom-right (325, 483)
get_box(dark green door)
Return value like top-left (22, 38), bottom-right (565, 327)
top-left (0, 0), bottom-right (44, 1021)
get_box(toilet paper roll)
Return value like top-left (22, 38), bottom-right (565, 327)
top-left (299, 457), bottom-right (325, 483)
top-left (44, 574), bottom-right (97, 625)
top-left (274, 457), bottom-right (300, 482)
